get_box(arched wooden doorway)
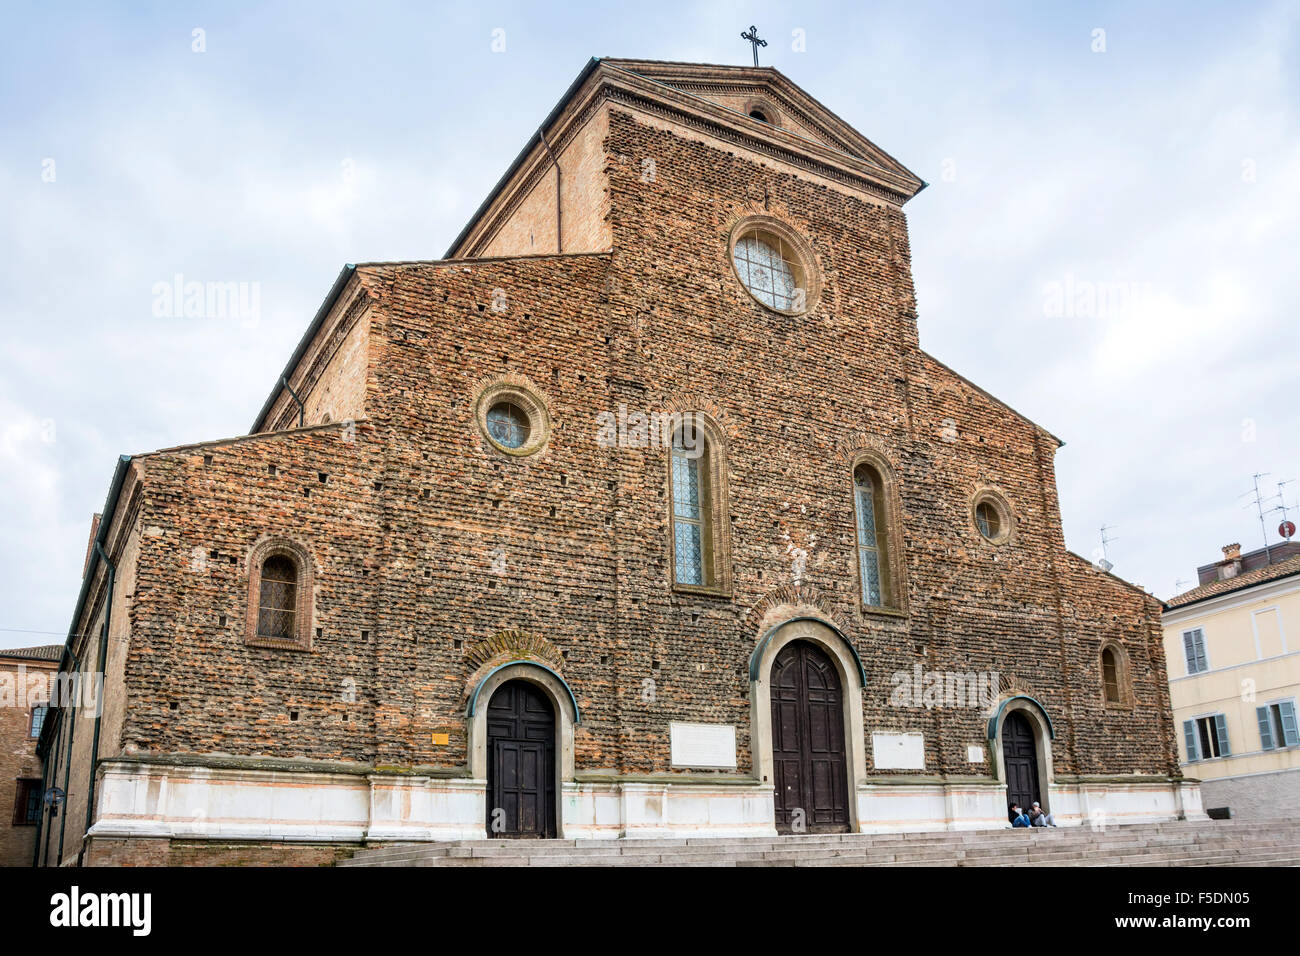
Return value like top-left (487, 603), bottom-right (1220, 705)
top-left (486, 679), bottom-right (557, 838)
top-left (1001, 710), bottom-right (1042, 812)
top-left (770, 640), bottom-right (850, 833)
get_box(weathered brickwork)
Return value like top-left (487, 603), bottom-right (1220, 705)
top-left (43, 60), bottom-right (1183, 864)
top-left (0, 652), bottom-right (57, 866)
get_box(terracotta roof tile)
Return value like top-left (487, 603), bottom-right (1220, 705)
top-left (1165, 554), bottom-right (1300, 609)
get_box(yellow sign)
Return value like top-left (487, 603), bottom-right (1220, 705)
top-left (431, 732), bottom-right (450, 746)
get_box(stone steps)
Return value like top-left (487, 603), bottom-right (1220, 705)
top-left (338, 818), bottom-right (1300, 867)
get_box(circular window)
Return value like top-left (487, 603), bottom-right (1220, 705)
top-left (473, 379), bottom-right (552, 457)
top-left (486, 402), bottom-right (529, 449)
top-left (972, 491), bottom-right (1013, 544)
top-left (728, 217), bottom-right (819, 315)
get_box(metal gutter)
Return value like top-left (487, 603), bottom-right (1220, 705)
top-left (247, 263), bottom-right (357, 434)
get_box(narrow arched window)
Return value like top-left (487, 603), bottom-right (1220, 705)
top-left (257, 555), bottom-right (298, 641)
top-left (1101, 647), bottom-right (1121, 703)
top-left (670, 426), bottom-right (711, 587)
top-left (853, 464), bottom-right (890, 606)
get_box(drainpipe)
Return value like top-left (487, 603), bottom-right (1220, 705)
top-left (538, 128), bottom-right (562, 253)
top-left (56, 651), bottom-right (79, 866)
top-left (281, 376), bottom-right (306, 428)
top-left (81, 540), bottom-right (116, 865)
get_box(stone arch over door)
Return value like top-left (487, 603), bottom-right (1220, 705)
top-left (988, 695), bottom-right (1055, 812)
top-left (466, 661), bottom-right (578, 838)
top-left (749, 617), bottom-right (867, 832)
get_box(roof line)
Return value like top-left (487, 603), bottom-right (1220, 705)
top-left (1162, 557), bottom-right (1300, 611)
top-left (920, 349), bottom-right (1065, 448)
top-left (442, 56), bottom-right (603, 259)
top-left (248, 264), bottom-right (357, 434)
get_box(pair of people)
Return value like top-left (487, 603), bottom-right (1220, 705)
top-left (1009, 801), bottom-right (1057, 827)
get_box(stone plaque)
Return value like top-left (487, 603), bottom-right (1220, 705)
top-left (967, 745), bottom-right (985, 763)
top-left (872, 732), bottom-right (925, 770)
top-left (669, 722), bottom-right (737, 769)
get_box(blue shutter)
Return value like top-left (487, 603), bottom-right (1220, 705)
top-left (1182, 632), bottom-right (1197, 674)
top-left (1213, 713), bottom-right (1231, 756)
top-left (1258, 706), bottom-right (1275, 750)
top-left (1183, 719), bottom-right (1199, 761)
top-left (1279, 701), bottom-right (1299, 748)
top-left (1193, 632), bottom-right (1208, 673)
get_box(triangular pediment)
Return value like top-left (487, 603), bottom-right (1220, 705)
top-left (599, 58), bottom-right (922, 188)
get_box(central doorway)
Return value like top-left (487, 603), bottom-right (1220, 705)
top-left (770, 640), bottom-right (850, 833)
top-left (1001, 710), bottom-right (1042, 812)
top-left (486, 679), bottom-right (557, 838)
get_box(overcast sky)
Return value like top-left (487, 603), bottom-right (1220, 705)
top-left (1, 1), bottom-right (1297, 650)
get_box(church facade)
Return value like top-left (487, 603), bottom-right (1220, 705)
top-left (37, 58), bottom-right (1202, 865)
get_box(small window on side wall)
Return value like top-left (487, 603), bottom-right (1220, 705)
top-left (245, 539), bottom-right (314, 651)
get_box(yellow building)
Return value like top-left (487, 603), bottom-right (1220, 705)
top-left (1162, 543), bottom-right (1300, 818)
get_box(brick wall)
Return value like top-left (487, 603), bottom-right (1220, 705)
top-left (1, 657), bottom-right (55, 867)
top-left (58, 92), bottom-right (1179, 855)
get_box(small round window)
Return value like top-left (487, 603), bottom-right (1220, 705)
top-left (486, 402), bottom-right (529, 449)
top-left (729, 217), bottom-right (818, 315)
top-left (972, 492), bottom-right (1013, 544)
top-left (473, 379), bottom-right (552, 458)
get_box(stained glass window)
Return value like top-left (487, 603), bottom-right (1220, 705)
top-left (486, 402), bottom-right (530, 449)
top-left (671, 432), bottom-right (707, 586)
top-left (854, 467), bottom-right (884, 606)
top-left (732, 233), bottom-right (801, 311)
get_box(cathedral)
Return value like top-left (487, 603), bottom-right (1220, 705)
top-left (36, 57), bottom-right (1203, 865)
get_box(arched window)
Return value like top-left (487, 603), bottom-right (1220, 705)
top-left (245, 538), bottom-right (314, 650)
top-left (667, 414), bottom-right (731, 592)
top-left (1101, 644), bottom-right (1128, 706)
top-left (257, 555), bottom-right (298, 641)
top-left (853, 463), bottom-right (890, 607)
top-left (671, 427), bottom-right (710, 586)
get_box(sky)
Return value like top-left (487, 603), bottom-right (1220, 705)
top-left (1, 1), bottom-right (1297, 650)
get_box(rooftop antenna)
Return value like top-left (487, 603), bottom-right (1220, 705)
top-left (1241, 473), bottom-right (1274, 561)
top-left (1174, 577), bottom-right (1193, 593)
top-left (1267, 479), bottom-right (1297, 541)
top-left (1098, 524), bottom-right (1117, 573)
top-left (741, 25), bottom-right (767, 67)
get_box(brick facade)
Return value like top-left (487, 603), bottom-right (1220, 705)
top-left (41, 59), bottom-right (1190, 865)
top-left (1, 648), bottom-right (58, 866)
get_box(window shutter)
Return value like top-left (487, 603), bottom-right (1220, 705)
top-left (1258, 706), bottom-right (1275, 750)
top-left (1279, 701), bottom-right (1299, 748)
top-left (1213, 713), bottom-right (1231, 756)
top-left (1193, 631), bottom-right (1208, 672)
top-left (1183, 719), bottom-right (1199, 761)
top-left (1182, 632), bottom-right (1196, 673)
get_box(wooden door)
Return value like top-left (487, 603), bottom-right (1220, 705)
top-left (1002, 711), bottom-right (1041, 812)
top-left (771, 640), bottom-right (850, 833)
top-left (486, 680), bottom-right (556, 838)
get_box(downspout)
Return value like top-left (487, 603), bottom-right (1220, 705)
top-left (281, 376), bottom-right (306, 428)
top-left (538, 128), bottom-right (562, 253)
top-left (56, 651), bottom-right (79, 866)
top-left (81, 540), bottom-right (116, 864)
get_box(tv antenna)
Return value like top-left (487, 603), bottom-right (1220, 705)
top-left (1240, 473), bottom-right (1274, 561)
top-left (1098, 524), bottom-right (1117, 573)
top-left (1267, 479), bottom-right (1297, 541)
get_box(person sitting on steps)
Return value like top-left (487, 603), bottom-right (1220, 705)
top-left (1009, 802), bottom-right (1033, 827)
top-left (1029, 801), bottom-right (1057, 827)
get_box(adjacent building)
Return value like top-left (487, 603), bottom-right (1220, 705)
top-left (1163, 542), bottom-right (1300, 818)
top-left (1, 644), bottom-right (60, 866)
top-left (37, 57), bottom-right (1199, 865)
